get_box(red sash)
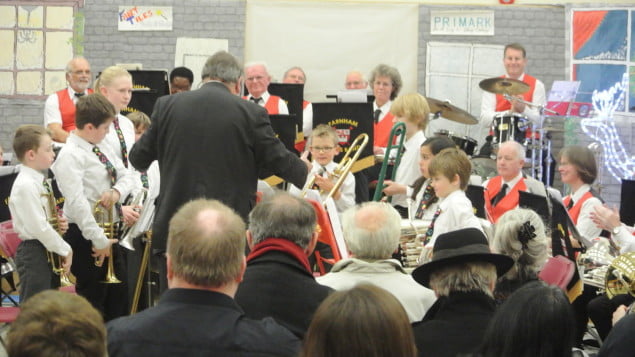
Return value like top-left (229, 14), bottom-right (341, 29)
top-left (563, 191), bottom-right (593, 225)
top-left (485, 176), bottom-right (527, 223)
top-left (374, 112), bottom-right (394, 147)
top-left (57, 88), bottom-right (93, 132)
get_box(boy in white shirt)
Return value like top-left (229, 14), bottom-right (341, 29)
top-left (9, 125), bottom-right (72, 302)
top-left (52, 94), bottom-right (136, 320)
top-left (420, 148), bottom-right (483, 262)
top-left (301, 124), bottom-right (355, 212)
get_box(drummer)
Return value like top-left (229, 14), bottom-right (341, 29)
top-left (479, 43), bottom-right (546, 141)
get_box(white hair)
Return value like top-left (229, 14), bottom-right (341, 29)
top-left (341, 202), bottom-right (401, 260)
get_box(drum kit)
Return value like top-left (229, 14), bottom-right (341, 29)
top-left (426, 76), bottom-right (559, 184)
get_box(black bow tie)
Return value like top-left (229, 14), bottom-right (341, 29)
top-left (74, 92), bottom-right (85, 98)
top-left (250, 97), bottom-right (262, 104)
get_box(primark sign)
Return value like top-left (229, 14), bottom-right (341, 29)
top-left (430, 10), bottom-right (495, 36)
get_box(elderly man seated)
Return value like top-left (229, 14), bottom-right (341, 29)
top-left (317, 202), bottom-right (436, 322)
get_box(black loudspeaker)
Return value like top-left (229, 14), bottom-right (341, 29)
top-left (620, 179), bottom-right (635, 226)
top-left (123, 70), bottom-right (169, 117)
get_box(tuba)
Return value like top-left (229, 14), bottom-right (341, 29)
top-left (41, 190), bottom-right (74, 287)
top-left (93, 200), bottom-right (121, 284)
top-left (605, 252), bottom-right (635, 299)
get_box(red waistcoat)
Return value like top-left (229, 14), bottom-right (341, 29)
top-left (495, 74), bottom-right (538, 140)
top-left (563, 191), bottom-right (594, 225)
top-left (56, 88), bottom-right (93, 132)
top-left (374, 112), bottom-right (395, 147)
top-left (484, 176), bottom-right (527, 223)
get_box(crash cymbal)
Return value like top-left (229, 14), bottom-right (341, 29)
top-left (426, 97), bottom-right (478, 125)
top-left (479, 77), bottom-right (530, 95)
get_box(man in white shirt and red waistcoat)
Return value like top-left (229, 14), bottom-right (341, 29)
top-left (244, 62), bottom-right (289, 115)
top-left (484, 141), bottom-right (547, 223)
top-left (44, 57), bottom-right (93, 144)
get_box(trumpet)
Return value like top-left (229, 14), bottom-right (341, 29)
top-left (301, 133), bottom-right (370, 204)
top-left (41, 191), bottom-right (73, 287)
top-left (93, 200), bottom-right (121, 284)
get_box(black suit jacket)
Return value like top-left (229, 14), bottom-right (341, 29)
top-left (129, 82), bottom-right (307, 250)
top-left (235, 251), bottom-right (333, 338)
top-left (107, 288), bottom-right (300, 357)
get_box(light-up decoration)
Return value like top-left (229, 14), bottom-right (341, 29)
top-left (580, 73), bottom-right (635, 182)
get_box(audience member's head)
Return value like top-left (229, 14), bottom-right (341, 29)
top-left (169, 66), bottom-right (194, 94)
top-left (244, 62), bottom-right (271, 98)
top-left (302, 284), bottom-right (417, 357)
top-left (558, 145), bottom-right (598, 186)
top-left (248, 192), bottom-right (317, 253)
top-left (6, 290), bottom-right (106, 357)
top-left (390, 93), bottom-right (430, 132)
top-left (282, 66), bottom-right (306, 84)
top-left (201, 51), bottom-right (244, 94)
top-left (479, 281), bottom-right (575, 357)
top-left (493, 208), bottom-right (549, 282)
top-left (412, 228), bottom-right (514, 297)
top-left (65, 57), bottom-right (92, 93)
top-left (341, 201), bottom-right (401, 260)
top-left (369, 64), bottom-right (402, 104)
top-left (496, 140), bottom-right (525, 181)
top-left (167, 199), bottom-right (246, 291)
top-left (344, 70), bottom-right (368, 90)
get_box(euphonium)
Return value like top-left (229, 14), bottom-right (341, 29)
top-left (41, 191), bottom-right (74, 287)
top-left (93, 200), bottom-right (121, 284)
top-left (119, 188), bottom-right (148, 251)
top-left (605, 252), bottom-right (635, 299)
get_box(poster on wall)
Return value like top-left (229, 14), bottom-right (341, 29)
top-left (118, 6), bottom-right (173, 31)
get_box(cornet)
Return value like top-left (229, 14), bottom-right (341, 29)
top-left (41, 191), bottom-right (74, 287)
top-left (93, 200), bottom-right (121, 284)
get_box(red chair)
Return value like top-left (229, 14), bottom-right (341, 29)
top-left (0, 221), bottom-right (20, 306)
top-left (306, 199), bottom-right (343, 275)
top-left (0, 306), bottom-right (20, 347)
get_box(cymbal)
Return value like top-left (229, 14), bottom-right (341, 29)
top-left (426, 97), bottom-right (478, 125)
top-left (479, 77), bottom-right (530, 95)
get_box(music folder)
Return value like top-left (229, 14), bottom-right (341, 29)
top-left (268, 83), bottom-right (304, 143)
top-left (260, 114), bottom-right (298, 186)
top-left (465, 185), bottom-right (486, 219)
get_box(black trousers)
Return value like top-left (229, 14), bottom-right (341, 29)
top-left (15, 240), bottom-right (59, 303)
top-left (65, 224), bottom-right (128, 321)
top-left (588, 293), bottom-right (635, 341)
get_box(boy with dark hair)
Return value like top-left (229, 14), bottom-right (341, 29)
top-left (52, 93), bottom-right (137, 320)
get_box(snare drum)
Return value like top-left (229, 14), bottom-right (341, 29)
top-left (491, 113), bottom-right (528, 144)
top-left (435, 131), bottom-right (478, 156)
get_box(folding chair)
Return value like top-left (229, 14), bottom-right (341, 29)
top-left (306, 199), bottom-right (343, 275)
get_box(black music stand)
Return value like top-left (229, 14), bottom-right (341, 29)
top-left (268, 83), bottom-right (304, 134)
top-left (465, 185), bottom-right (486, 219)
top-left (312, 102), bottom-right (374, 173)
top-left (259, 114), bottom-right (298, 185)
top-left (620, 179), bottom-right (635, 226)
top-left (124, 70), bottom-right (169, 116)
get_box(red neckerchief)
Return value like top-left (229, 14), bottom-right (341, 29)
top-left (247, 238), bottom-right (311, 273)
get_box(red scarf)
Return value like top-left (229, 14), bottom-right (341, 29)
top-left (247, 238), bottom-right (312, 273)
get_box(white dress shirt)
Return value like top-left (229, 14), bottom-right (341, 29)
top-left (407, 179), bottom-right (440, 222)
top-left (8, 166), bottom-right (71, 256)
top-left (392, 130), bottom-right (426, 208)
top-left (479, 73), bottom-right (546, 145)
top-left (427, 189), bottom-right (484, 248)
top-left (246, 91), bottom-right (289, 114)
top-left (51, 133), bottom-right (137, 249)
top-left (565, 184), bottom-right (602, 242)
top-left (292, 160), bottom-right (356, 213)
top-left (103, 114), bottom-right (136, 166)
top-left (303, 102), bottom-right (313, 137)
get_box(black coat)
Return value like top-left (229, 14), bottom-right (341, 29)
top-left (129, 82), bottom-right (307, 250)
top-left (412, 291), bottom-right (496, 357)
top-left (235, 251), bottom-right (333, 338)
top-left (107, 288), bottom-right (300, 357)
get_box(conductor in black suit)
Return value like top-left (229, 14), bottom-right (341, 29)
top-left (130, 51), bottom-right (309, 292)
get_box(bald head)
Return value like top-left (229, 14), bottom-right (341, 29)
top-left (342, 202), bottom-right (401, 259)
top-left (345, 70), bottom-right (368, 89)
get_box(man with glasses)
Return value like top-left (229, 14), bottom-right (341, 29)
top-left (243, 62), bottom-right (289, 115)
top-left (44, 57), bottom-right (93, 143)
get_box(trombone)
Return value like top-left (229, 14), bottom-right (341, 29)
top-left (301, 133), bottom-right (370, 205)
top-left (41, 191), bottom-right (74, 287)
top-left (93, 200), bottom-right (122, 284)
top-left (372, 122), bottom-right (407, 202)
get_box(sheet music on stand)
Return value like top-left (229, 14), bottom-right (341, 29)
top-left (546, 81), bottom-right (581, 116)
